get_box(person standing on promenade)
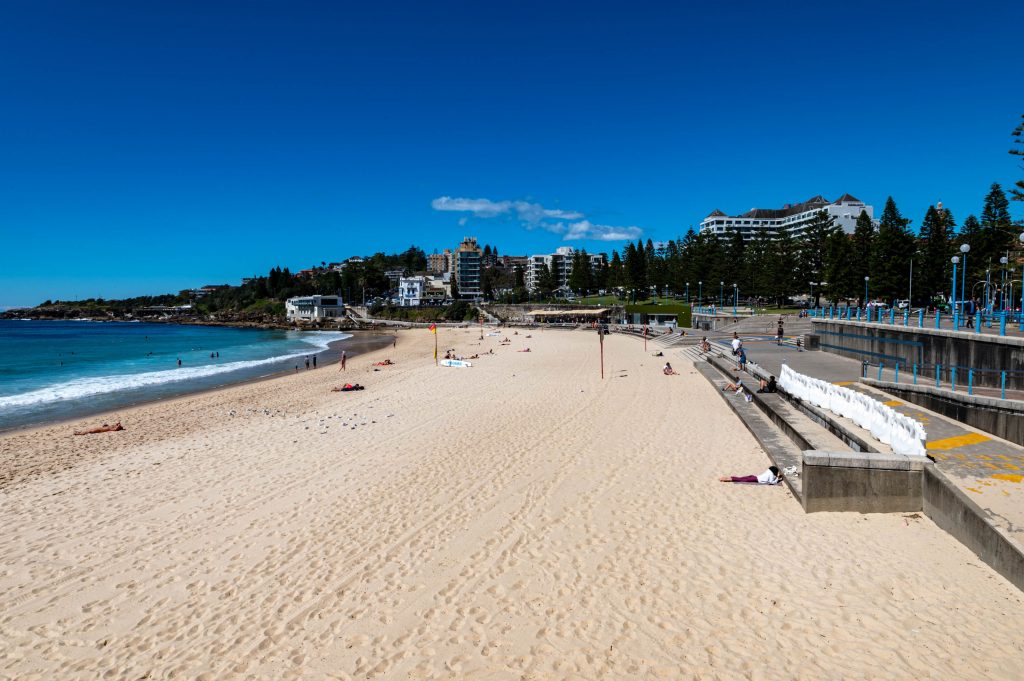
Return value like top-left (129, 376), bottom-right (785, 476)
top-left (777, 318), bottom-right (784, 345)
top-left (731, 333), bottom-right (742, 356)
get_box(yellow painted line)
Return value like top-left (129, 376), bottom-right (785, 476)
top-left (883, 399), bottom-right (902, 406)
top-left (992, 473), bottom-right (1024, 483)
top-left (926, 432), bottom-right (992, 450)
top-left (1005, 464), bottom-right (1021, 471)
top-left (997, 455), bottom-right (1012, 461)
top-left (834, 381), bottom-right (854, 386)
top-left (966, 487), bottom-right (982, 494)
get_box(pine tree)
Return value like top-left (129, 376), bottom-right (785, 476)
top-left (979, 183), bottom-right (1014, 265)
top-left (824, 231), bottom-right (856, 304)
top-left (769, 229), bottom-right (797, 307)
top-left (797, 210), bottom-right (838, 296)
top-left (1009, 114), bottom-right (1024, 203)
top-left (747, 228), bottom-right (774, 305)
top-left (919, 206), bottom-right (953, 305)
top-left (852, 210), bottom-right (875, 279)
top-left (724, 229), bottom-right (746, 291)
top-left (607, 251), bottom-right (624, 291)
top-left (870, 197), bottom-right (916, 302)
top-left (567, 250), bottom-right (594, 295)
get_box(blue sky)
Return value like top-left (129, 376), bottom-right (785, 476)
top-left (1, 0), bottom-right (1022, 307)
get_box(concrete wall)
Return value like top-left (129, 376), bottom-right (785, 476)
top-left (802, 451), bottom-right (924, 513)
top-left (863, 378), bottom-right (1024, 446)
top-left (811, 319), bottom-right (1024, 389)
top-left (922, 466), bottom-right (1024, 592)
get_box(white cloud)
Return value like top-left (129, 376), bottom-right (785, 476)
top-left (564, 220), bottom-right (643, 242)
top-left (431, 195), bottom-right (640, 242)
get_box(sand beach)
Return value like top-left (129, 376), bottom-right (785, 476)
top-left (2, 328), bottom-right (1023, 679)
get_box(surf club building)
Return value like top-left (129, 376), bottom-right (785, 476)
top-left (699, 194), bottom-right (875, 241)
top-left (285, 295), bottom-right (345, 321)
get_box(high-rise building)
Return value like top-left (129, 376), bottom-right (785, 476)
top-left (526, 246), bottom-right (606, 291)
top-left (428, 249), bottom-right (452, 274)
top-left (454, 237), bottom-right (483, 299)
top-left (700, 194), bottom-right (875, 241)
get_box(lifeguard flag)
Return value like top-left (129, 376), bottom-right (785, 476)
top-left (429, 323), bottom-right (437, 333)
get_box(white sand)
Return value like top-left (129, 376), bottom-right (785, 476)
top-left (1, 328), bottom-right (1023, 680)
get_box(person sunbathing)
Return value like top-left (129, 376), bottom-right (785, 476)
top-left (372, 359), bottom-right (394, 366)
top-left (663, 362), bottom-right (678, 375)
top-left (74, 422), bottom-right (124, 435)
top-left (332, 383), bottom-right (365, 392)
top-left (719, 466), bottom-right (781, 484)
top-left (517, 348), bottom-right (531, 352)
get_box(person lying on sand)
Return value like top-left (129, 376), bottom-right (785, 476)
top-left (74, 422), bottom-right (124, 435)
top-left (372, 359), bottom-right (395, 366)
top-left (653, 351), bottom-right (664, 357)
top-left (331, 383), bottom-right (365, 392)
top-left (517, 348), bottom-right (531, 352)
top-left (663, 362), bottom-right (678, 375)
top-left (719, 466), bottom-right (781, 485)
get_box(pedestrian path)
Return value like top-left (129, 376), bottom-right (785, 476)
top-left (701, 339), bottom-right (1024, 552)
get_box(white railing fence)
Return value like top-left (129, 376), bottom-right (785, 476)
top-left (778, 365), bottom-right (927, 457)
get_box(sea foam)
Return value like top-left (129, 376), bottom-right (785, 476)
top-left (0, 331), bottom-right (350, 410)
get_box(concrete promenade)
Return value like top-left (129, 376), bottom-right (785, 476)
top-left (692, 330), bottom-right (1024, 555)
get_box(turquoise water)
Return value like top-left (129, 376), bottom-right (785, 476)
top-left (0, 320), bottom-right (350, 430)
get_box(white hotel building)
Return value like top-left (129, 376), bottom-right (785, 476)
top-left (699, 194), bottom-right (875, 240)
top-left (526, 246), bottom-right (606, 292)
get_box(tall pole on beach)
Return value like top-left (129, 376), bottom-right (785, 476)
top-left (599, 325), bottom-right (605, 379)
top-left (430, 323), bottom-right (438, 365)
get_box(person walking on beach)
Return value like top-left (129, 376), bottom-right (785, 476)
top-left (305, 356), bottom-right (310, 370)
top-left (340, 351), bottom-right (347, 371)
top-left (313, 355), bottom-right (317, 368)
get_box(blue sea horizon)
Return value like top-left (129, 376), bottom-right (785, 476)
top-left (0, 319), bottom-right (351, 431)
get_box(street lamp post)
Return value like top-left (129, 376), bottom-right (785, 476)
top-left (951, 256), bottom-right (960, 328)
top-left (719, 281), bottom-right (724, 310)
top-left (985, 268), bottom-right (992, 314)
top-left (960, 243), bottom-right (970, 316)
top-left (1000, 256), bottom-right (1009, 311)
top-left (685, 282), bottom-right (690, 304)
top-left (732, 283), bottom-right (737, 315)
top-left (1019, 234), bottom-right (1024, 329)
top-left (864, 276), bottom-right (870, 309)
top-left (698, 281), bottom-right (703, 308)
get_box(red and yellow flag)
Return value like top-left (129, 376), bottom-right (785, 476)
top-left (429, 323), bottom-right (437, 334)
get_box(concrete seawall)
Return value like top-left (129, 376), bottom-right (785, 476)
top-left (811, 319), bottom-right (1024, 390)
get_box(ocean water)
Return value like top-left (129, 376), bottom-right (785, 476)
top-left (0, 320), bottom-right (351, 430)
